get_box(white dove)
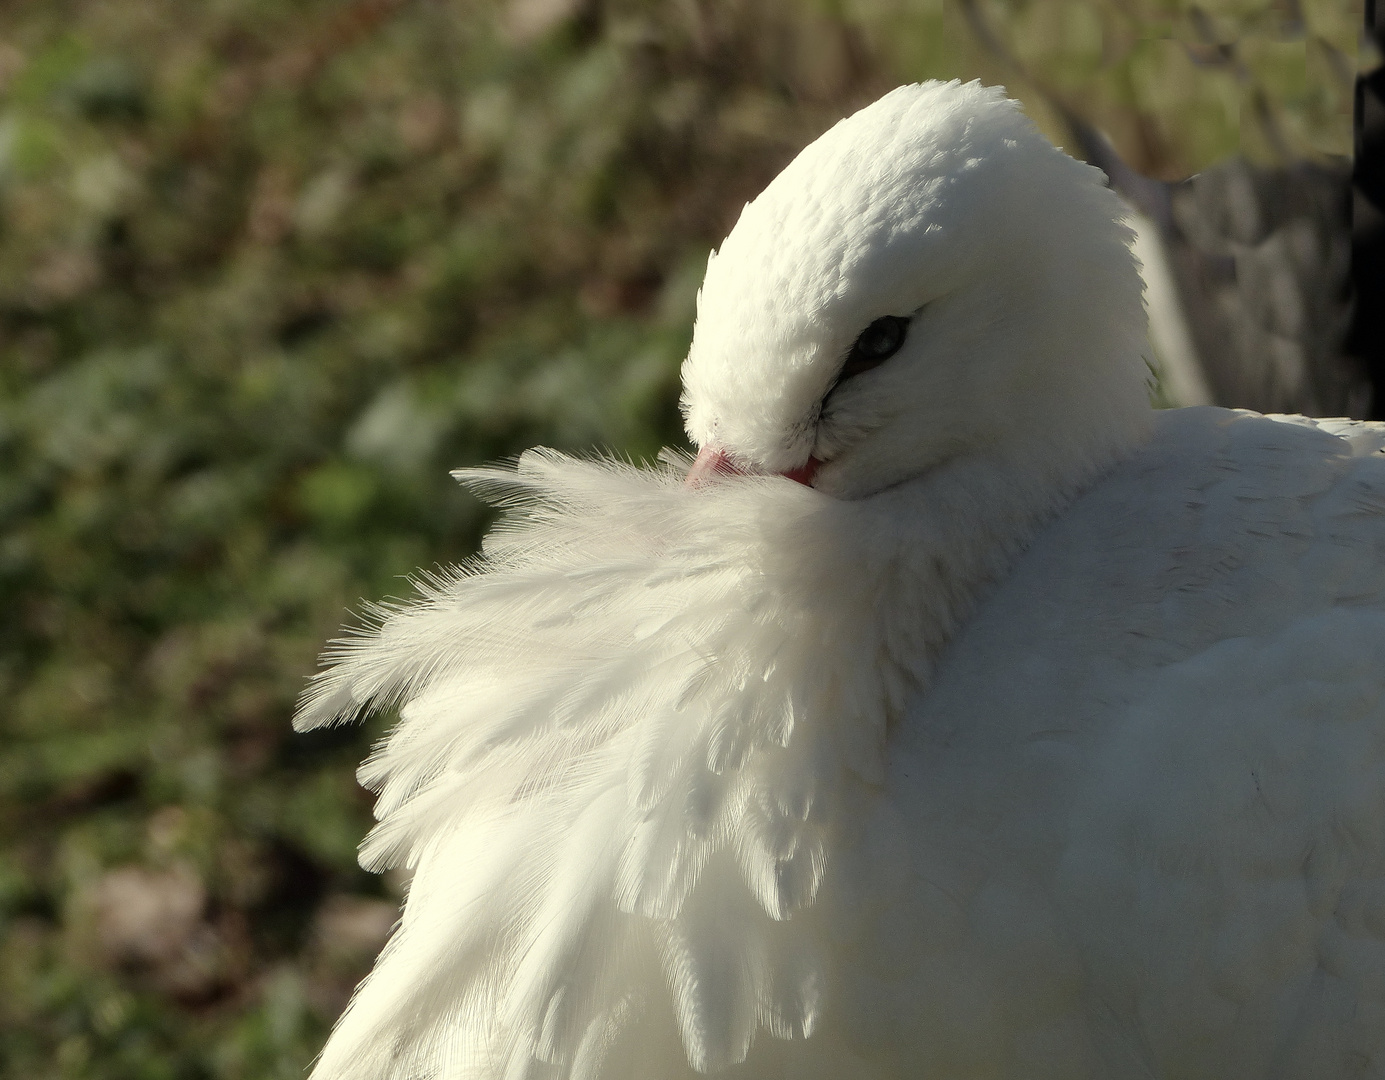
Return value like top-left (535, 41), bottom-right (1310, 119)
top-left (296, 81), bottom-right (1385, 1080)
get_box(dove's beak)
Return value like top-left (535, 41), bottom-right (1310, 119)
top-left (686, 446), bottom-right (821, 487)
top-left (685, 446), bottom-right (741, 486)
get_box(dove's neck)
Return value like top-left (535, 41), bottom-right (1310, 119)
top-left (847, 418), bottom-right (1153, 705)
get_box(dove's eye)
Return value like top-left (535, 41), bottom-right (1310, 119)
top-left (838, 315), bottom-right (910, 382)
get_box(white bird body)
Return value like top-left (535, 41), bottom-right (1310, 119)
top-left (836, 406), bottom-right (1385, 1080)
top-left (297, 82), bottom-right (1385, 1079)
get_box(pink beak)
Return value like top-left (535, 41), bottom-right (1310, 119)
top-left (686, 445), bottom-right (821, 487)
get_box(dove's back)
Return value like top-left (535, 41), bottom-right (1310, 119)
top-left (830, 406), bottom-right (1385, 1079)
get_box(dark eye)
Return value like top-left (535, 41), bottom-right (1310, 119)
top-left (838, 315), bottom-right (910, 383)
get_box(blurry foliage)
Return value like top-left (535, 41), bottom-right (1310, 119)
top-left (945, 0), bottom-right (1356, 174)
top-left (0, 0), bottom-right (1355, 1075)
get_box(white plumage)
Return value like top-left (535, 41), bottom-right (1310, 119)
top-left (297, 82), bottom-right (1385, 1079)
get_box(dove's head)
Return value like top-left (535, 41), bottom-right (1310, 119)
top-left (680, 80), bottom-right (1152, 500)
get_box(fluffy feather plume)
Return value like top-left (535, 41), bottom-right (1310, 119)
top-left (295, 449), bottom-right (957, 1080)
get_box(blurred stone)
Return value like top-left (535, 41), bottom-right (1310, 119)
top-left (501, 0), bottom-right (590, 43)
top-left (29, 248), bottom-right (99, 303)
top-left (1166, 158), bottom-right (1361, 417)
top-left (294, 169), bottom-right (353, 237)
top-left (145, 806), bottom-right (189, 854)
top-left (91, 864), bottom-right (225, 998)
top-left (72, 154), bottom-right (138, 218)
top-left (1072, 114), bottom-right (1363, 416)
top-left (398, 95), bottom-right (448, 153)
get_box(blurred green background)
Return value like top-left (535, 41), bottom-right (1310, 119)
top-left (0, 1), bottom-right (1357, 1076)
